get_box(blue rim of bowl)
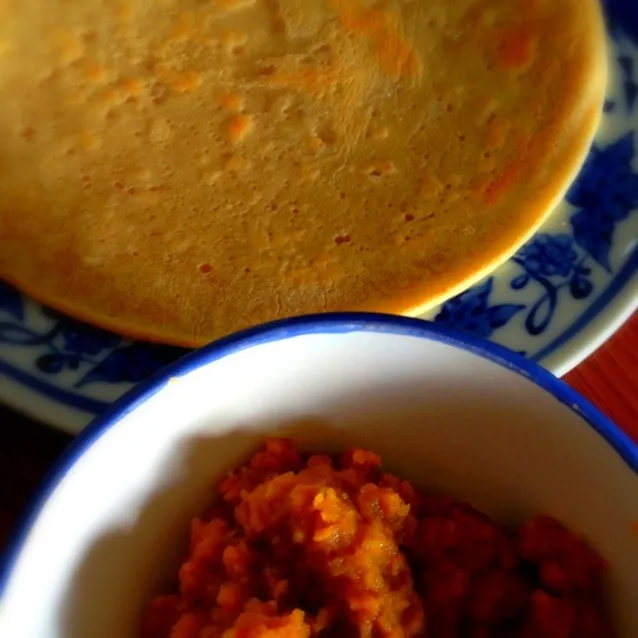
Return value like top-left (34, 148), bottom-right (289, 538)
top-left (1, 313), bottom-right (637, 599)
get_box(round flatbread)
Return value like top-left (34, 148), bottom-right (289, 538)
top-left (0, 0), bottom-right (607, 346)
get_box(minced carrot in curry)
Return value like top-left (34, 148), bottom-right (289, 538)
top-left (141, 439), bottom-right (613, 638)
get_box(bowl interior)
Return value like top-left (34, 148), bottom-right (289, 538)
top-left (1, 324), bottom-right (637, 637)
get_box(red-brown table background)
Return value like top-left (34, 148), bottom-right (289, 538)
top-left (1, 314), bottom-right (636, 550)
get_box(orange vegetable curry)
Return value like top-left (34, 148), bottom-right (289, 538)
top-left (141, 439), bottom-right (612, 638)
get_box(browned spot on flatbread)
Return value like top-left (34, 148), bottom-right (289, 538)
top-left (227, 114), bottom-right (254, 143)
top-left (330, 0), bottom-right (422, 80)
top-left (496, 25), bottom-right (536, 69)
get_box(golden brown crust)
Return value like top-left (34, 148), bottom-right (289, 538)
top-left (0, 0), bottom-right (607, 345)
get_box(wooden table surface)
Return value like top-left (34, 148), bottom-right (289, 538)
top-left (1, 314), bottom-right (636, 552)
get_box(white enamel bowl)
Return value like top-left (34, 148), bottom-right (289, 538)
top-left (1, 314), bottom-right (637, 638)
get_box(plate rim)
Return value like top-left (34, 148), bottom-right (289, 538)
top-left (2, 248), bottom-right (636, 433)
top-left (533, 248), bottom-right (638, 376)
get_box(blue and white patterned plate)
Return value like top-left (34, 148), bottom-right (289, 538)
top-left (1, 0), bottom-right (637, 434)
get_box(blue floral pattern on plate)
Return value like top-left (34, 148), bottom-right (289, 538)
top-left (436, 129), bottom-right (638, 341)
top-left (1, 0), bottom-right (637, 433)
